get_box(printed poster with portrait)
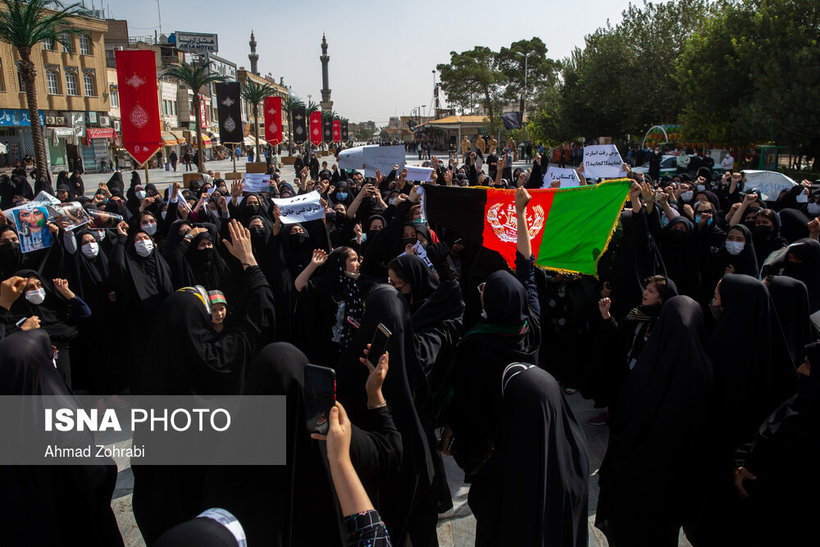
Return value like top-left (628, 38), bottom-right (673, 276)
top-left (3, 203), bottom-right (53, 253)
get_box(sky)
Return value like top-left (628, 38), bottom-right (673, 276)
top-left (101, 0), bottom-right (633, 125)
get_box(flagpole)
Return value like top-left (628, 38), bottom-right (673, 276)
top-left (144, 163), bottom-right (149, 184)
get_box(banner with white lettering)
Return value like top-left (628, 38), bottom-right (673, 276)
top-left (542, 167), bottom-right (581, 188)
top-left (583, 145), bottom-right (626, 179)
top-left (272, 190), bottom-right (325, 224)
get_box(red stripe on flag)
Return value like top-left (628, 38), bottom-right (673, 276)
top-left (264, 96), bottom-right (283, 145)
top-left (481, 188), bottom-right (555, 268)
top-left (115, 50), bottom-right (162, 166)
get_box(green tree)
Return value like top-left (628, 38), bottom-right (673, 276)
top-left (437, 46), bottom-right (503, 133)
top-left (305, 99), bottom-right (319, 116)
top-left (241, 79), bottom-right (274, 160)
top-left (496, 37), bottom-right (559, 124)
top-left (282, 94), bottom-right (304, 151)
top-left (0, 0), bottom-right (82, 180)
top-left (164, 61), bottom-right (226, 172)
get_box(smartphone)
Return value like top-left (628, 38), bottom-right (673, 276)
top-left (15, 317), bottom-right (28, 328)
top-left (304, 364), bottom-right (336, 435)
top-left (366, 323), bottom-right (392, 369)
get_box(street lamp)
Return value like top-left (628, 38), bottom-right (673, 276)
top-left (516, 51), bottom-right (533, 146)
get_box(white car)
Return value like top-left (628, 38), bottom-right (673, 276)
top-left (632, 155), bottom-right (684, 177)
top-left (741, 170), bottom-right (796, 201)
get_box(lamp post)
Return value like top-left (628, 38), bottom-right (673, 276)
top-left (516, 51), bottom-right (533, 146)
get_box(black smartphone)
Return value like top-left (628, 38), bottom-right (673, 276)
top-left (366, 323), bottom-right (392, 369)
top-left (304, 364), bottom-right (336, 435)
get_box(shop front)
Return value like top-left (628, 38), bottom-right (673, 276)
top-left (0, 108), bottom-right (45, 168)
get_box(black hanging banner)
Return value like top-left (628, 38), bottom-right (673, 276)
top-left (341, 120), bottom-right (348, 141)
top-left (322, 116), bottom-right (333, 144)
top-left (292, 106), bottom-right (307, 145)
top-left (215, 82), bottom-right (243, 144)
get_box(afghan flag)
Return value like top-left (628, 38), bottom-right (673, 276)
top-left (423, 180), bottom-right (630, 276)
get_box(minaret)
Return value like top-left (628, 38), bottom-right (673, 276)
top-left (320, 34), bottom-right (333, 114)
top-left (248, 31), bottom-right (259, 75)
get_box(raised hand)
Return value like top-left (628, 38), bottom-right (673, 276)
top-left (51, 278), bottom-right (75, 300)
top-left (598, 297), bottom-right (612, 319)
top-left (310, 249), bottom-right (328, 266)
top-left (222, 219), bottom-right (257, 268)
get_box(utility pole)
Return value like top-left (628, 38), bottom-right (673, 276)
top-left (516, 51), bottom-right (533, 146)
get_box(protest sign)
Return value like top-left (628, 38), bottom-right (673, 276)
top-left (583, 145), bottom-right (626, 179)
top-left (87, 209), bottom-right (124, 230)
top-left (337, 146), bottom-right (368, 170)
top-left (399, 241), bottom-right (435, 271)
top-left (33, 191), bottom-right (61, 206)
top-left (271, 191), bottom-right (325, 224)
top-left (542, 167), bottom-right (581, 188)
top-left (4, 203), bottom-right (53, 253)
top-left (49, 202), bottom-right (91, 231)
top-left (242, 173), bottom-right (271, 193)
top-left (404, 166), bottom-right (434, 182)
top-left (362, 145), bottom-right (405, 177)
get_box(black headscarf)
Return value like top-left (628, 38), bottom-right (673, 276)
top-left (659, 217), bottom-right (701, 298)
top-left (325, 247), bottom-right (363, 350)
top-left (0, 330), bottom-right (123, 546)
top-left (596, 296), bottom-right (714, 545)
top-left (469, 363), bottom-right (589, 547)
top-left (161, 219), bottom-right (192, 261)
top-left (106, 171), bottom-right (125, 196)
top-left (0, 225), bottom-right (22, 279)
top-left (122, 230), bottom-right (174, 303)
top-left (154, 510), bottom-right (243, 547)
top-left (722, 224), bottom-right (759, 277)
top-left (391, 254), bottom-right (439, 310)
top-left (9, 269), bottom-right (78, 344)
top-left (280, 223), bottom-right (313, 277)
top-left (708, 274), bottom-right (797, 450)
top-left (766, 275), bottom-right (813, 367)
top-left (184, 231), bottom-right (233, 293)
top-left (778, 208), bottom-right (810, 243)
top-left (783, 238), bottom-right (820, 312)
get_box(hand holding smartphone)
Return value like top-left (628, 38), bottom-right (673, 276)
top-left (304, 364), bottom-right (336, 435)
top-left (366, 323), bottom-right (392, 370)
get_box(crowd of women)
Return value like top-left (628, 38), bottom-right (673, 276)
top-left (0, 155), bottom-right (818, 546)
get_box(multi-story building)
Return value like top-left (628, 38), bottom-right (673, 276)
top-left (0, 10), bottom-right (111, 172)
top-left (236, 68), bottom-right (289, 151)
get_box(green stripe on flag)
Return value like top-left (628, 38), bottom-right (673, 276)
top-left (535, 179), bottom-right (631, 276)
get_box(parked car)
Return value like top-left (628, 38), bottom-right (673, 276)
top-left (632, 155), bottom-right (682, 178)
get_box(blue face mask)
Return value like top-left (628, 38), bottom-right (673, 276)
top-left (336, 192), bottom-right (348, 201)
top-left (695, 214), bottom-right (713, 227)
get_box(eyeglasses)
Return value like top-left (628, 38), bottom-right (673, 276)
top-left (477, 282), bottom-right (486, 294)
top-left (388, 278), bottom-right (407, 290)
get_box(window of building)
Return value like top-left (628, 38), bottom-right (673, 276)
top-left (60, 33), bottom-right (72, 53)
top-left (172, 101), bottom-right (176, 115)
top-left (46, 70), bottom-right (59, 94)
top-left (0, 59), bottom-right (4, 92)
top-left (79, 35), bottom-right (91, 55)
top-left (42, 37), bottom-right (53, 50)
top-left (65, 71), bottom-right (78, 96)
top-left (110, 86), bottom-right (118, 107)
top-left (83, 72), bottom-right (95, 96)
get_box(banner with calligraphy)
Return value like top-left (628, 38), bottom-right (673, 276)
top-left (216, 82), bottom-right (243, 144)
top-left (264, 96), bottom-right (283, 146)
top-left (341, 120), bottom-right (348, 142)
top-left (332, 120), bottom-right (341, 143)
top-left (115, 50), bottom-right (161, 166)
top-left (292, 106), bottom-right (306, 145)
top-left (309, 111), bottom-right (322, 146)
top-left (322, 116), bottom-right (333, 144)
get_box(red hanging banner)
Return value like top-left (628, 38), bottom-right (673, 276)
top-left (332, 120), bottom-right (341, 143)
top-left (264, 96), bottom-right (283, 145)
top-left (309, 111), bottom-right (323, 146)
top-left (115, 49), bottom-right (161, 166)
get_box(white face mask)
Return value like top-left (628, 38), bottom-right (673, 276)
top-left (141, 223), bottom-right (157, 235)
top-left (680, 190), bottom-right (693, 201)
top-left (25, 288), bottom-right (45, 305)
top-left (808, 203), bottom-right (820, 216)
top-left (94, 229), bottom-right (106, 241)
top-left (134, 239), bottom-right (154, 257)
top-left (344, 271), bottom-right (360, 280)
top-left (725, 240), bottom-right (745, 256)
top-left (696, 184), bottom-right (705, 192)
top-left (81, 241), bottom-right (99, 258)
top-left (161, 210), bottom-right (168, 220)
top-left (136, 190), bottom-right (147, 199)
top-left (796, 192), bottom-right (809, 203)
top-left (388, 198), bottom-right (397, 206)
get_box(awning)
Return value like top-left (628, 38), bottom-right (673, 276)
top-left (85, 127), bottom-right (119, 145)
top-left (170, 130), bottom-right (186, 143)
top-left (161, 131), bottom-right (180, 146)
top-left (243, 135), bottom-right (259, 146)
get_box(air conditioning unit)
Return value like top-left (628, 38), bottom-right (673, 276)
top-left (113, 120), bottom-right (121, 132)
top-left (86, 111), bottom-right (98, 124)
top-left (99, 116), bottom-right (111, 127)
top-left (46, 116), bottom-right (56, 125)
top-left (55, 116), bottom-right (66, 125)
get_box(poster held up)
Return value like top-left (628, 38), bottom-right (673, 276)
top-left (271, 191), bottom-right (325, 224)
top-left (242, 173), bottom-right (272, 194)
top-left (542, 167), bottom-right (581, 188)
top-left (583, 145), bottom-right (627, 179)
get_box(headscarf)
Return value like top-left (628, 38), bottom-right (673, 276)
top-left (106, 171), bottom-right (125, 196)
top-left (123, 230), bottom-right (174, 303)
top-left (154, 508), bottom-right (246, 547)
top-left (778, 208), bottom-right (810, 243)
top-left (390, 254), bottom-right (439, 310)
top-left (722, 224), bottom-right (759, 277)
top-left (659, 217), bottom-right (700, 298)
top-left (9, 269), bottom-right (78, 343)
top-left (766, 275), bottom-right (813, 367)
top-left (280, 223), bottom-right (313, 277)
top-left (0, 225), bottom-right (22, 279)
top-left (469, 363), bottom-right (589, 547)
top-left (783, 238), bottom-right (820, 312)
top-left (325, 248), bottom-right (363, 350)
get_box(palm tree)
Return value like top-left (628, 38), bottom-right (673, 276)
top-left (305, 99), bottom-right (320, 116)
top-left (0, 0), bottom-right (82, 181)
top-left (240, 79), bottom-right (274, 161)
top-left (282, 94), bottom-right (303, 153)
top-left (163, 61), bottom-right (226, 172)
